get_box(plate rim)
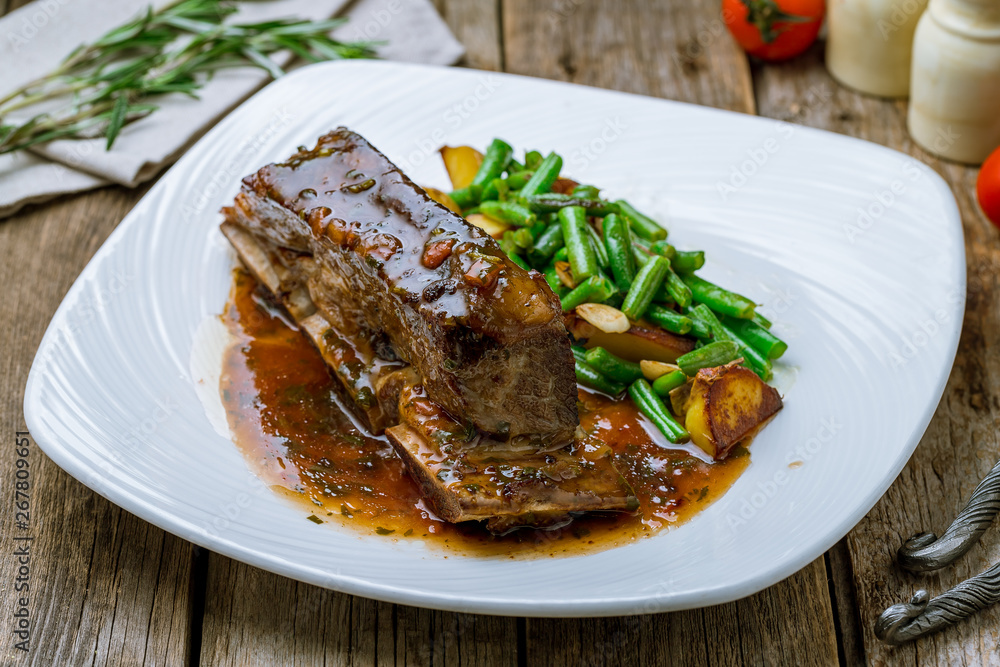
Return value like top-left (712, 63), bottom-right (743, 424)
top-left (23, 59), bottom-right (966, 617)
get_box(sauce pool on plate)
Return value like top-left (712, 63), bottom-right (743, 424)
top-left (220, 269), bottom-right (750, 558)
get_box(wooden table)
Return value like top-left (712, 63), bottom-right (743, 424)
top-left (2, 0), bottom-right (998, 664)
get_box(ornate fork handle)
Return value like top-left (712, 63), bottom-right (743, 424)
top-left (876, 456), bottom-right (1000, 644)
top-left (898, 457), bottom-right (1000, 572)
top-left (875, 561), bottom-right (1000, 645)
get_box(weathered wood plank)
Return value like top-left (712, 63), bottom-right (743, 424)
top-left (0, 186), bottom-right (195, 666)
top-left (432, 0), bottom-right (504, 71)
top-left (199, 554), bottom-right (395, 666)
top-left (527, 560), bottom-right (837, 667)
top-left (753, 43), bottom-right (1000, 666)
top-left (199, 554), bottom-right (518, 666)
top-left (501, 0), bottom-right (754, 113)
top-left (504, 3), bottom-right (838, 665)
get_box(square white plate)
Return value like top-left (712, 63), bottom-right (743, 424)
top-left (24, 61), bottom-right (964, 616)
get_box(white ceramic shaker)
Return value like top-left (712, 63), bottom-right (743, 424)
top-left (908, 0), bottom-right (1000, 163)
top-left (827, 0), bottom-right (930, 97)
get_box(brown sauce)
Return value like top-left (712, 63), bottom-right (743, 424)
top-left (220, 269), bottom-right (751, 558)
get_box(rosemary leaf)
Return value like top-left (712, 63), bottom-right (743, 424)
top-left (0, 0), bottom-right (377, 156)
top-left (105, 96), bottom-right (130, 149)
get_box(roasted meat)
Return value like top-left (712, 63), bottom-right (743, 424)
top-left (223, 128), bottom-right (577, 443)
top-left (221, 221), bottom-right (634, 529)
top-left (385, 382), bottom-right (634, 527)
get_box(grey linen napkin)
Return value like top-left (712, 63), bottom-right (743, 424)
top-left (0, 0), bottom-right (465, 218)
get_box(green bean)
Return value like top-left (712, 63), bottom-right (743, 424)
top-left (449, 184), bottom-right (482, 209)
top-left (754, 312), bottom-right (773, 329)
top-left (570, 344), bottom-right (588, 364)
top-left (560, 206), bottom-right (599, 281)
top-left (723, 323), bottom-right (772, 380)
top-left (528, 222), bottom-right (565, 266)
top-left (585, 219), bottom-right (610, 268)
top-left (499, 231), bottom-right (530, 270)
top-left (507, 158), bottom-right (526, 173)
top-left (602, 213), bottom-right (637, 291)
top-left (652, 369), bottom-right (688, 397)
top-left (603, 291), bottom-right (625, 310)
top-left (664, 267), bottom-right (693, 308)
top-left (470, 138), bottom-right (513, 188)
top-left (519, 152), bottom-right (562, 198)
top-left (576, 360), bottom-right (626, 396)
top-left (554, 247), bottom-right (569, 263)
top-left (686, 316), bottom-right (712, 340)
top-left (524, 150), bottom-right (543, 170)
top-left (631, 232), bottom-right (653, 249)
top-left (723, 315), bottom-right (788, 360)
top-left (543, 264), bottom-right (568, 297)
top-left (681, 274), bottom-right (756, 319)
top-left (528, 220), bottom-right (548, 239)
top-left (633, 244), bottom-right (651, 267)
top-left (506, 170), bottom-right (534, 190)
top-left (628, 379), bottom-right (689, 443)
top-left (689, 305), bottom-right (771, 380)
top-left (687, 304), bottom-right (721, 334)
top-left (480, 176), bottom-right (509, 203)
top-left (616, 200), bottom-right (668, 241)
top-left (584, 347), bottom-right (644, 384)
top-left (523, 193), bottom-right (619, 216)
top-left (512, 227), bottom-right (534, 250)
top-left (631, 228), bottom-right (653, 268)
top-left (480, 200), bottom-right (537, 227)
top-left (648, 240), bottom-right (676, 260)
top-left (683, 304), bottom-right (713, 340)
top-left (645, 304), bottom-right (693, 335)
top-left (622, 256), bottom-right (670, 320)
top-left (671, 250), bottom-right (705, 273)
top-left (572, 184), bottom-right (601, 199)
top-left (560, 275), bottom-right (616, 311)
top-left (651, 281), bottom-right (674, 304)
top-left (676, 341), bottom-right (741, 376)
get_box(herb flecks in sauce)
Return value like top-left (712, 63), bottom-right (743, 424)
top-left (220, 269), bottom-right (750, 558)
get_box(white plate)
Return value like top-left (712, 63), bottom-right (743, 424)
top-left (24, 61), bottom-right (964, 617)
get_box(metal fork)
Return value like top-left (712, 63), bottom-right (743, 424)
top-left (875, 457), bottom-right (1000, 644)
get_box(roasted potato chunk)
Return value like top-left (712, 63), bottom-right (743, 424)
top-left (682, 363), bottom-right (782, 460)
top-left (423, 187), bottom-right (462, 213)
top-left (439, 145), bottom-right (484, 190)
top-left (567, 316), bottom-right (695, 363)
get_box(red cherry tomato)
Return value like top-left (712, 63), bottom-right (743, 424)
top-left (978, 145), bottom-right (1000, 227)
top-left (722, 0), bottom-right (826, 62)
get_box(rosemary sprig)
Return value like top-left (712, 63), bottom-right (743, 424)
top-left (0, 0), bottom-right (376, 154)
